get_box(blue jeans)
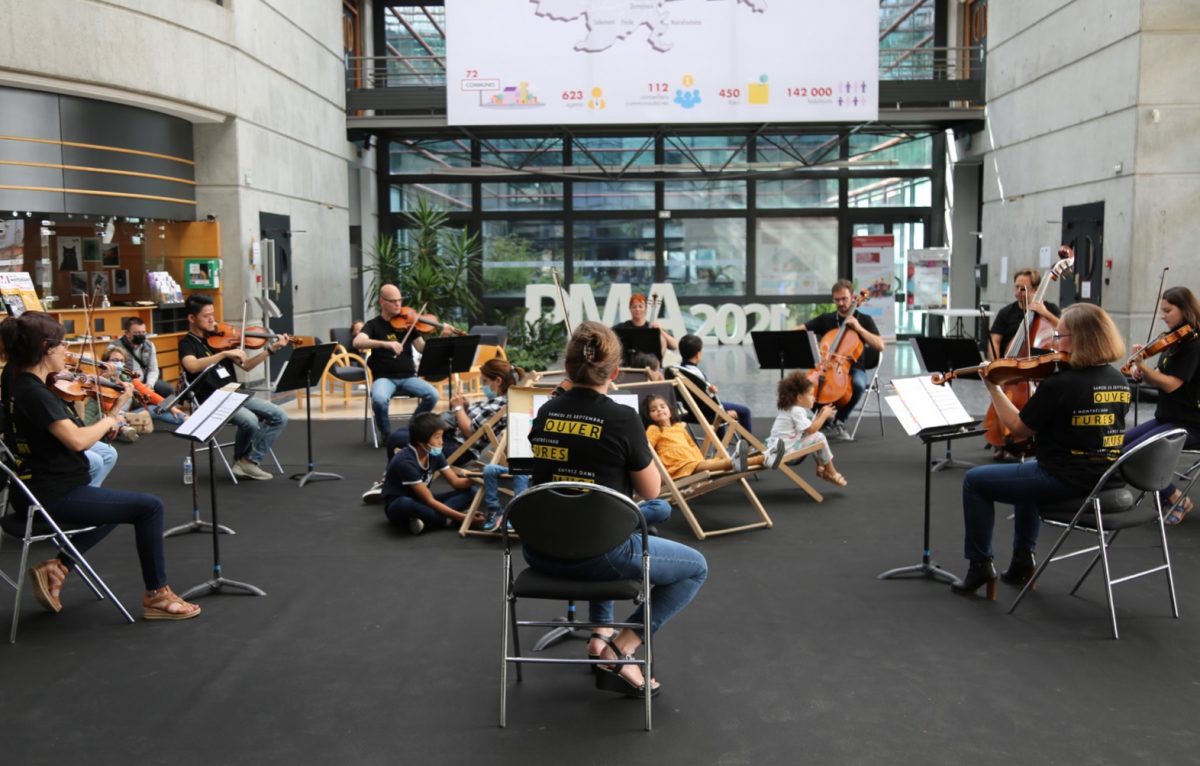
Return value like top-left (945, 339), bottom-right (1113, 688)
top-left (228, 396), bottom-right (288, 464)
top-left (639, 498), bottom-right (671, 525)
top-left (146, 404), bottom-right (186, 426)
top-left (371, 376), bottom-right (439, 438)
top-left (85, 442), bottom-right (118, 487)
top-left (1123, 418), bottom-right (1200, 502)
top-left (523, 534), bottom-right (707, 635)
top-left (483, 463), bottom-right (530, 513)
top-left (384, 487), bottom-right (475, 530)
top-left (835, 367), bottom-right (869, 424)
top-left (715, 401), bottom-right (752, 439)
top-left (961, 459), bottom-right (1083, 562)
top-left (45, 484), bottom-right (167, 590)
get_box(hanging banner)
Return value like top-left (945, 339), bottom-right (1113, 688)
top-left (851, 235), bottom-right (895, 338)
top-left (445, 0), bottom-right (879, 126)
top-left (908, 247), bottom-right (952, 310)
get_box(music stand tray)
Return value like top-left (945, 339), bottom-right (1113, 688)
top-left (275, 343), bottom-right (342, 487)
top-left (909, 337), bottom-right (985, 471)
top-left (614, 326), bottom-right (663, 364)
top-left (751, 330), bottom-right (820, 379)
top-left (417, 335), bottom-right (481, 384)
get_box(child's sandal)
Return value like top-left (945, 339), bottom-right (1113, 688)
top-left (817, 465), bottom-right (848, 487)
top-left (143, 586), bottom-right (202, 621)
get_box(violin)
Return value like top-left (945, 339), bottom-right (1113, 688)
top-left (806, 289), bottom-right (870, 408)
top-left (49, 371), bottom-right (124, 403)
top-left (205, 322), bottom-right (300, 351)
top-left (389, 307), bottom-right (465, 336)
top-left (1121, 324), bottom-right (1196, 375)
top-left (932, 352), bottom-right (1071, 387)
top-left (64, 350), bottom-right (119, 374)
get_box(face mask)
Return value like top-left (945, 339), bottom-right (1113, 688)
top-left (131, 334), bottom-right (146, 346)
top-left (428, 446), bottom-right (443, 457)
top-left (481, 384), bottom-right (495, 398)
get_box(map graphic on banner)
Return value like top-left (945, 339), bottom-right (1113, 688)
top-left (445, 0), bottom-right (879, 126)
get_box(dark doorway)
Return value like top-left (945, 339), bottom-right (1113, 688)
top-left (1060, 202), bottom-right (1103, 307)
top-left (259, 212), bottom-right (294, 335)
top-left (349, 225), bottom-right (364, 323)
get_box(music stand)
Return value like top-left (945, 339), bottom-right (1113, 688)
top-left (417, 335), bottom-right (481, 390)
top-left (172, 383), bottom-right (266, 599)
top-left (163, 363), bottom-right (236, 538)
top-left (275, 343), bottom-right (343, 487)
top-left (614, 326), bottom-right (662, 365)
top-left (751, 330), bottom-right (820, 380)
top-left (910, 337), bottom-right (985, 471)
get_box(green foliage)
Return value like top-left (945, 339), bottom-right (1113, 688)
top-left (363, 196), bottom-right (482, 326)
top-left (505, 313), bottom-right (566, 372)
top-left (484, 233), bottom-right (538, 297)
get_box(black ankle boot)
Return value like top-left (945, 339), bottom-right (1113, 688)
top-left (951, 560), bottom-right (998, 600)
top-left (1000, 548), bottom-right (1036, 586)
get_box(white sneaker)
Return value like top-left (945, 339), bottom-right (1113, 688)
top-left (765, 438), bottom-right (786, 469)
top-left (732, 439), bottom-right (749, 472)
top-left (826, 422), bottom-right (851, 441)
top-left (232, 460), bottom-right (273, 481)
top-left (407, 517), bottom-right (425, 535)
top-left (361, 479), bottom-right (384, 505)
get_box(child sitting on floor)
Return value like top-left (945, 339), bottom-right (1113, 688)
top-left (768, 372), bottom-right (847, 487)
top-left (642, 394), bottom-right (783, 479)
top-left (381, 412), bottom-right (482, 535)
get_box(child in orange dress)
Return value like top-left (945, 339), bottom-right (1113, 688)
top-left (642, 394), bottom-right (783, 479)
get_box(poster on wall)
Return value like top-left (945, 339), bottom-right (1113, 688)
top-left (112, 269), bottom-right (130, 295)
top-left (58, 237), bottom-right (82, 270)
top-left (445, 0), bottom-right (878, 126)
top-left (102, 243), bottom-right (120, 267)
top-left (907, 248), bottom-right (951, 310)
top-left (82, 238), bottom-right (101, 264)
top-left (851, 234), bottom-right (895, 338)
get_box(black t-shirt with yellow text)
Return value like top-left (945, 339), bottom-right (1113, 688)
top-left (529, 387), bottom-right (653, 497)
top-left (361, 315), bottom-right (418, 379)
top-left (1019, 364), bottom-right (1129, 491)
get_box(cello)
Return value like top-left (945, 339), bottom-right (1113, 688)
top-left (806, 288), bottom-right (871, 408)
top-left (983, 248), bottom-right (1074, 456)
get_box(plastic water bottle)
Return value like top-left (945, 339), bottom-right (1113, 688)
top-left (183, 456), bottom-right (193, 485)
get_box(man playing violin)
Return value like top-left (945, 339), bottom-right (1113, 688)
top-left (987, 268), bottom-right (1061, 360)
top-left (178, 294), bottom-right (289, 481)
top-left (354, 284), bottom-right (443, 441)
top-left (794, 279), bottom-right (885, 440)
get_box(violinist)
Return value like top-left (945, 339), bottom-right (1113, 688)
top-left (613, 293), bottom-right (678, 364)
top-left (1123, 286), bottom-right (1200, 525)
top-left (0, 313), bottom-right (200, 620)
top-left (353, 284), bottom-right (443, 440)
top-left (794, 280), bottom-right (885, 440)
top-left (987, 268), bottom-right (1061, 360)
top-left (178, 295), bottom-right (289, 482)
top-left (952, 303), bottom-right (1129, 600)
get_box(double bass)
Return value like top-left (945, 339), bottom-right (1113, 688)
top-left (983, 248), bottom-right (1074, 455)
top-left (807, 288), bottom-right (871, 408)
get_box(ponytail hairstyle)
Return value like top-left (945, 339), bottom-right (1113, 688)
top-left (0, 312), bottom-right (65, 371)
top-left (564, 321), bottom-right (622, 387)
top-left (479, 357), bottom-right (523, 395)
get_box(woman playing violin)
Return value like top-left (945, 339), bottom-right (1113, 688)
top-left (793, 279), bottom-right (885, 440)
top-left (0, 312), bottom-right (200, 620)
top-left (1124, 286), bottom-right (1200, 524)
top-left (953, 303), bottom-right (1129, 600)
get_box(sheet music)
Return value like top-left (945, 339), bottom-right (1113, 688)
top-left (174, 383), bottom-right (250, 442)
top-left (885, 395), bottom-right (923, 436)
top-left (887, 376), bottom-right (975, 435)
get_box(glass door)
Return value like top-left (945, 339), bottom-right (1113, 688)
top-left (850, 217), bottom-right (928, 338)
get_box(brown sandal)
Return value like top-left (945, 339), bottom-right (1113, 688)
top-left (143, 586), bottom-right (202, 621)
top-left (816, 465), bottom-right (848, 487)
top-left (29, 559), bottom-right (68, 613)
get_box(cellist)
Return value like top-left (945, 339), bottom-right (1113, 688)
top-left (794, 279), bottom-right (885, 441)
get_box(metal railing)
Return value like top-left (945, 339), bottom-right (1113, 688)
top-left (347, 46), bottom-right (984, 92)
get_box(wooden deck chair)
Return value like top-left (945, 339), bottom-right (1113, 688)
top-left (443, 407), bottom-right (513, 538)
top-left (616, 380), bottom-right (777, 540)
top-left (667, 372), bottom-right (825, 506)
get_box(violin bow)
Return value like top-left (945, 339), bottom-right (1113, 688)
top-left (239, 299), bottom-right (249, 356)
top-left (1145, 267), bottom-right (1169, 347)
top-left (80, 292), bottom-right (109, 427)
top-left (399, 302), bottom-right (428, 349)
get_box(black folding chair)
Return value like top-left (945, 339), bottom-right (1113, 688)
top-left (500, 482), bottom-right (652, 730)
top-left (1008, 428), bottom-right (1187, 639)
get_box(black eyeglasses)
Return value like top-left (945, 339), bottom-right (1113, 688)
top-left (1052, 332), bottom-right (1071, 339)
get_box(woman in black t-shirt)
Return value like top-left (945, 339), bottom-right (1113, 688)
top-left (1125, 286), bottom-right (1200, 524)
top-left (526, 321), bottom-right (707, 697)
top-left (953, 304), bottom-right (1129, 599)
top-left (0, 313), bottom-right (200, 621)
